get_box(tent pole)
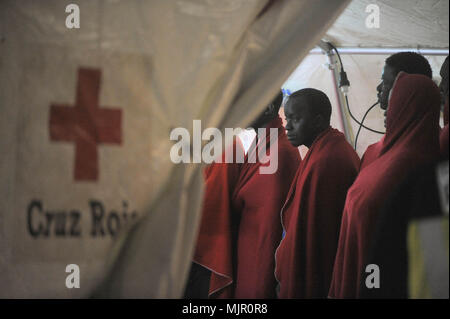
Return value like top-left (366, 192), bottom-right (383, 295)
top-left (311, 47), bottom-right (449, 56)
top-left (319, 42), bottom-right (354, 144)
top-left (313, 42), bottom-right (448, 145)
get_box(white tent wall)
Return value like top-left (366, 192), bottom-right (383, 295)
top-left (325, 0), bottom-right (449, 49)
top-left (0, 0), bottom-right (351, 298)
top-left (1, 0), bottom-right (447, 299)
top-left (283, 54), bottom-right (447, 156)
top-left (96, 0), bottom-right (353, 299)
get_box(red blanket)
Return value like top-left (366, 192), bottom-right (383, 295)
top-left (329, 73), bottom-right (441, 298)
top-left (193, 138), bottom-right (244, 298)
top-left (360, 136), bottom-right (384, 171)
top-left (274, 127), bottom-right (360, 298)
top-left (232, 116), bottom-right (301, 298)
top-left (194, 116), bottom-right (300, 298)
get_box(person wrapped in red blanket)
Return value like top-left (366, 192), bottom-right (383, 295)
top-left (191, 91), bottom-right (301, 298)
top-left (329, 72), bottom-right (441, 298)
top-left (274, 88), bottom-right (360, 298)
top-left (360, 52), bottom-right (433, 171)
top-left (187, 137), bottom-right (244, 299)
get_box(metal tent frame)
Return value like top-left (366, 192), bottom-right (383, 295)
top-left (314, 40), bottom-right (449, 144)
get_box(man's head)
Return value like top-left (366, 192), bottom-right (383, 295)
top-left (249, 90), bottom-right (283, 129)
top-left (439, 56), bottom-right (449, 105)
top-left (284, 88), bottom-right (331, 148)
top-left (377, 52), bottom-right (432, 111)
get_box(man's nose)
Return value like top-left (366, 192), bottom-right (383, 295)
top-left (376, 82), bottom-right (382, 93)
top-left (285, 121), bottom-right (292, 130)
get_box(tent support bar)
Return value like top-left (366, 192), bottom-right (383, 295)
top-left (319, 41), bottom-right (354, 144)
top-left (315, 40), bottom-right (448, 145)
top-left (326, 53), bottom-right (354, 144)
top-left (311, 47), bottom-right (449, 56)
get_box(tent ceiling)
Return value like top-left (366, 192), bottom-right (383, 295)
top-left (323, 0), bottom-right (449, 49)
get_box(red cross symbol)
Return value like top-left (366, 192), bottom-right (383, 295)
top-left (49, 68), bottom-right (122, 181)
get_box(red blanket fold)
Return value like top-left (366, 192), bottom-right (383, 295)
top-left (232, 116), bottom-right (301, 298)
top-left (193, 138), bottom-right (244, 298)
top-left (329, 73), bottom-right (441, 298)
top-left (274, 127), bottom-right (360, 298)
top-left (360, 136), bottom-right (384, 171)
top-left (194, 116), bottom-right (300, 299)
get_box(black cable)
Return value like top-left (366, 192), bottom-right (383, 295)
top-left (328, 42), bottom-right (385, 135)
top-left (354, 101), bottom-right (380, 150)
top-left (328, 42), bottom-right (343, 70)
top-left (345, 96), bottom-right (385, 135)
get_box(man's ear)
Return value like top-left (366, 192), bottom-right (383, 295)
top-left (314, 114), bottom-right (325, 129)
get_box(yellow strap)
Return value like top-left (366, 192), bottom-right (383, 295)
top-left (408, 217), bottom-right (449, 299)
top-left (407, 222), bottom-right (431, 299)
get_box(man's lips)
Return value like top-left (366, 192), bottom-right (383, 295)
top-left (377, 94), bottom-right (382, 106)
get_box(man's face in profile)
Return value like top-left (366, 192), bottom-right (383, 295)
top-left (377, 64), bottom-right (397, 111)
top-left (284, 97), bottom-right (315, 148)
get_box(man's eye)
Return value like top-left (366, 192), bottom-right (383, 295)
top-left (286, 116), bottom-right (300, 123)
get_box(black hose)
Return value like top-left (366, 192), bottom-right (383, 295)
top-left (345, 96), bottom-right (385, 134)
top-left (354, 101), bottom-right (381, 150)
top-left (328, 42), bottom-right (385, 136)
